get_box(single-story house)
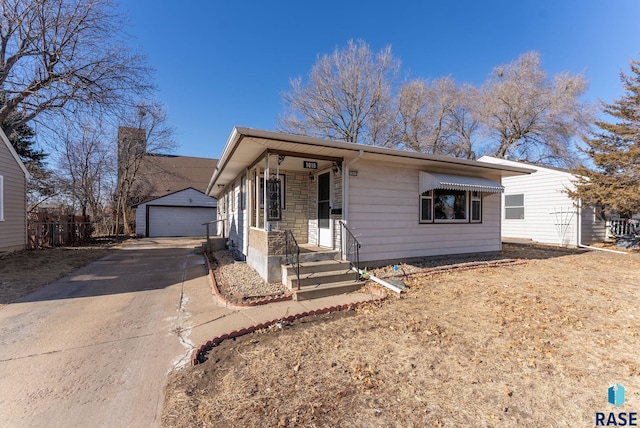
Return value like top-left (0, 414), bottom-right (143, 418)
top-left (206, 127), bottom-right (532, 285)
top-left (0, 128), bottom-right (30, 252)
top-left (133, 187), bottom-right (217, 237)
top-left (478, 156), bottom-right (606, 247)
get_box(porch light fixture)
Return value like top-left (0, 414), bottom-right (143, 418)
top-left (309, 173), bottom-right (316, 182)
top-left (217, 184), bottom-right (225, 188)
top-left (332, 162), bottom-right (342, 173)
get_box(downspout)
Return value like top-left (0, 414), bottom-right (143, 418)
top-left (342, 150), bottom-right (364, 225)
top-left (342, 150), bottom-right (364, 259)
top-left (576, 199), bottom-right (581, 248)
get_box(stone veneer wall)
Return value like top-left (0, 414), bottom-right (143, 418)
top-left (333, 169), bottom-right (343, 211)
top-left (267, 230), bottom-right (286, 255)
top-left (255, 171), bottom-right (310, 244)
top-left (276, 171), bottom-right (309, 243)
top-left (249, 227), bottom-right (268, 254)
top-left (248, 227), bottom-right (287, 256)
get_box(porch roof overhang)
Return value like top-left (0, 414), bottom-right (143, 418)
top-left (419, 172), bottom-right (505, 194)
top-left (206, 127), bottom-right (534, 198)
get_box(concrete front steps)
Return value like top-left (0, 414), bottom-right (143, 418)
top-left (282, 258), bottom-right (363, 300)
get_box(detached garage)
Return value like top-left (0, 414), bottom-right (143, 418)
top-left (134, 188), bottom-right (217, 237)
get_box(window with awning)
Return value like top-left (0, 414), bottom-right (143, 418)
top-left (419, 172), bottom-right (504, 194)
top-left (419, 172), bottom-right (501, 223)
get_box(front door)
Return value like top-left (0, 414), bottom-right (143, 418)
top-left (317, 171), bottom-right (333, 248)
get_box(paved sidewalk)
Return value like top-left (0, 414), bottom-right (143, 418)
top-left (0, 237), bottom-right (381, 427)
top-left (177, 266), bottom-right (383, 366)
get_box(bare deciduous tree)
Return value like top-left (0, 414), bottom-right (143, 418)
top-left (447, 83), bottom-right (481, 159)
top-left (112, 101), bottom-right (176, 235)
top-left (55, 116), bottom-right (115, 232)
top-left (279, 39), bottom-right (400, 146)
top-left (477, 51), bottom-right (591, 167)
top-left (280, 44), bottom-right (591, 167)
top-left (398, 77), bottom-right (479, 157)
top-left (0, 0), bottom-right (153, 135)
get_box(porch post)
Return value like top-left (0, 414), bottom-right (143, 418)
top-left (263, 153), bottom-right (269, 231)
top-left (255, 166), bottom-right (261, 229)
top-left (245, 168), bottom-right (252, 253)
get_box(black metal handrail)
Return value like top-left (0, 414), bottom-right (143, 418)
top-left (339, 220), bottom-right (362, 281)
top-left (285, 230), bottom-right (301, 290)
top-left (202, 218), bottom-right (226, 237)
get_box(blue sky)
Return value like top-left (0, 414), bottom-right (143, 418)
top-left (118, 0), bottom-right (640, 159)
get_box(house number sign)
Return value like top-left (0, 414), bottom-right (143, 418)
top-left (303, 161), bottom-right (318, 169)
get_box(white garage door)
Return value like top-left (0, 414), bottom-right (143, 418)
top-left (148, 206), bottom-right (216, 237)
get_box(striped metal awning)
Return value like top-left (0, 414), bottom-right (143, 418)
top-left (419, 172), bottom-right (504, 193)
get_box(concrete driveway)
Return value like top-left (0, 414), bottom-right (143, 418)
top-left (0, 238), bottom-right (210, 428)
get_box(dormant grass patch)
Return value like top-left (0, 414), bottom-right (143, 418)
top-left (162, 244), bottom-right (640, 427)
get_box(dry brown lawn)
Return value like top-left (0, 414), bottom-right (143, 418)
top-left (0, 237), bottom-right (127, 308)
top-left (163, 244), bottom-right (640, 427)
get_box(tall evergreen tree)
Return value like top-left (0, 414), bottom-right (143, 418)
top-left (1, 95), bottom-right (56, 210)
top-left (569, 59), bottom-right (640, 217)
top-left (5, 122), bottom-right (47, 168)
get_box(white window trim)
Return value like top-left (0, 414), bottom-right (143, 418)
top-left (419, 190), bottom-right (433, 223)
top-left (0, 175), bottom-right (4, 221)
top-left (505, 193), bottom-right (525, 220)
top-left (470, 191), bottom-right (482, 223)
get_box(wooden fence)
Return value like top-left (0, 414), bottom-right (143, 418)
top-left (27, 214), bottom-right (92, 249)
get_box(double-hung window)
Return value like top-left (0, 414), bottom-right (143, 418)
top-left (420, 190), bottom-right (433, 222)
top-left (471, 191), bottom-right (482, 222)
top-left (505, 194), bottom-right (525, 219)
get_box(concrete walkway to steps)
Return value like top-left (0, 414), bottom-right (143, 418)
top-left (0, 237), bottom-right (383, 428)
top-left (180, 261), bottom-right (385, 365)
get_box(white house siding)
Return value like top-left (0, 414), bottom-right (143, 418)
top-left (346, 160), bottom-right (502, 264)
top-left (0, 140), bottom-right (27, 252)
top-left (135, 188), bottom-right (217, 237)
top-left (581, 204), bottom-right (606, 244)
top-left (478, 157), bottom-right (606, 246)
top-left (227, 178), bottom-right (248, 256)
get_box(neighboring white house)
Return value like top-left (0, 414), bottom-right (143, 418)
top-left (478, 156), bottom-right (606, 247)
top-left (206, 127), bottom-right (532, 283)
top-left (133, 187), bottom-right (217, 237)
top-left (0, 128), bottom-right (30, 252)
